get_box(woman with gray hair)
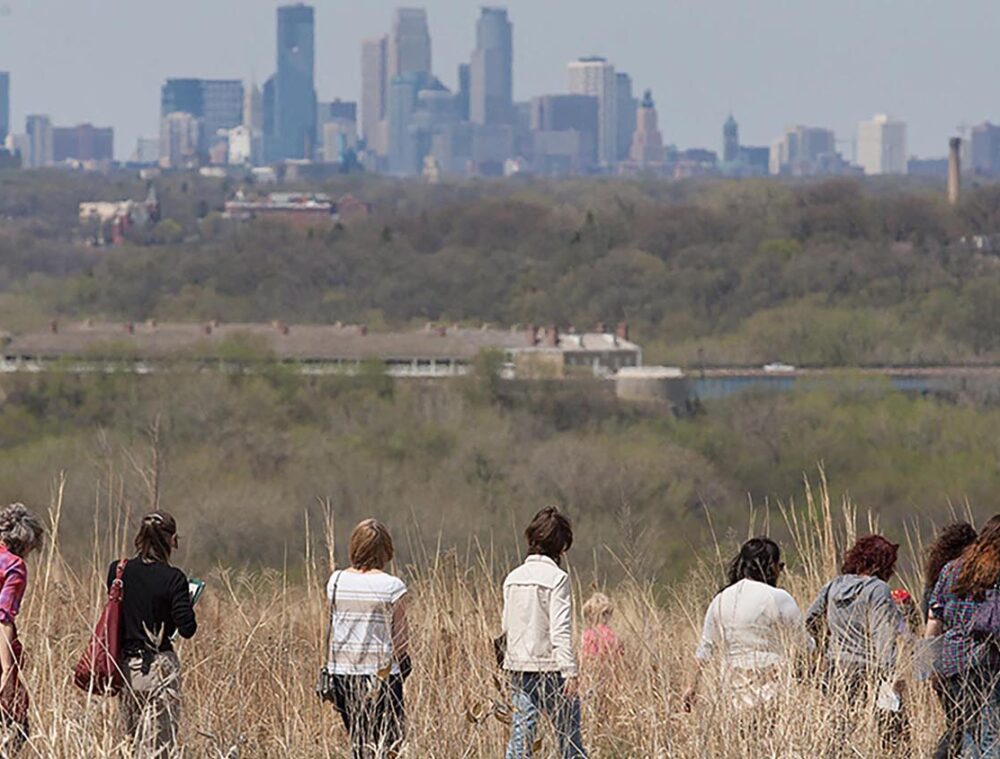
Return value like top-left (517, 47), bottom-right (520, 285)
top-left (0, 503), bottom-right (45, 755)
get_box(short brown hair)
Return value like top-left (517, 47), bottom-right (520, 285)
top-left (349, 519), bottom-right (394, 571)
top-left (525, 506), bottom-right (573, 562)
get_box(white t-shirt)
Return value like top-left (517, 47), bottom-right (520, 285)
top-left (326, 570), bottom-right (407, 676)
top-left (695, 579), bottom-right (814, 708)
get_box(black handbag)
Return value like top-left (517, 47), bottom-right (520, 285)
top-left (316, 570), bottom-right (342, 702)
top-left (493, 633), bottom-right (507, 669)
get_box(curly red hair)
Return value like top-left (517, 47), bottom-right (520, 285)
top-left (841, 535), bottom-right (899, 581)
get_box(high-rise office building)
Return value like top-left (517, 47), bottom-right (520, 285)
top-left (0, 73), bottom-right (9, 145)
top-left (262, 76), bottom-right (276, 159)
top-left (457, 63), bottom-right (471, 122)
top-left (160, 79), bottom-right (243, 149)
top-left (159, 111), bottom-right (201, 168)
top-left (318, 100), bottom-right (358, 162)
top-left (531, 94), bottom-right (598, 167)
top-left (361, 36), bottom-right (388, 152)
top-left (388, 9), bottom-right (431, 81)
top-left (161, 79), bottom-right (203, 119)
top-left (470, 7), bottom-right (513, 126)
top-left (274, 3), bottom-right (317, 160)
top-left (857, 114), bottom-right (907, 175)
top-left (244, 82), bottom-right (263, 131)
top-left (25, 115), bottom-right (54, 168)
top-left (387, 72), bottom-right (423, 176)
top-left (320, 100), bottom-right (357, 124)
top-left (201, 80), bottom-right (244, 140)
top-left (53, 124), bottom-right (114, 162)
top-left (723, 114), bottom-right (739, 163)
top-left (968, 122), bottom-right (1000, 176)
top-left (769, 125), bottom-right (839, 176)
top-left (241, 81), bottom-right (264, 165)
top-left (531, 95), bottom-right (598, 133)
top-left (629, 90), bottom-right (663, 167)
top-left (615, 72), bottom-right (636, 161)
top-left (568, 57), bottom-right (617, 166)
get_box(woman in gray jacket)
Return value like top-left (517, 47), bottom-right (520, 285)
top-left (501, 506), bottom-right (586, 759)
top-left (806, 534), bottom-right (906, 752)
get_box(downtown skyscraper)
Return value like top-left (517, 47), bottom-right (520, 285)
top-left (470, 7), bottom-right (513, 126)
top-left (270, 3), bottom-right (317, 161)
top-left (388, 9), bottom-right (431, 81)
top-left (568, 57), bottom-right (618, 167)
top-left (0, 72), bottom-right (9, 146)
top-left (361, 36), bottom-right (388, 154)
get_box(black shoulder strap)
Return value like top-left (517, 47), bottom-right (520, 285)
top-left (323, 570), bottom-right (342, 666)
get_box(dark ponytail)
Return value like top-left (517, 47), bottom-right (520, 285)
top-left (726, 537), bottom-right (782, 589)
top-left (135, 510), bottom-right (177, 564)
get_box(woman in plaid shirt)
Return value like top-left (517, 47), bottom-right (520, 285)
top-left (926, 515), bottom-right (1000, 759)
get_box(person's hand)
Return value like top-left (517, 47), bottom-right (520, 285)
top-left (682, 685), bottom-right (697, 713)
top-left (563, 676), bottom-right (579, 699)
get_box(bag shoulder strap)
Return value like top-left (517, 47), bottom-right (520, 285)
top-left (109, 558), bottom-right (128, 600)
top-left (323, 570), bottom-right (343, 666)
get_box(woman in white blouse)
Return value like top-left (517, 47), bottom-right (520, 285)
top-left (683, 537), bottom-right (813, 712)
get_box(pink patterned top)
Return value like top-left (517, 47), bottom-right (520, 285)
top-left (581, 624), bottom-right (623, 660)
top-left (0, 546), bottom-right (26, 627)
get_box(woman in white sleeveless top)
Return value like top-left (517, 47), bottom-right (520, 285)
top-left (325, 519), bottom-right (411, 759)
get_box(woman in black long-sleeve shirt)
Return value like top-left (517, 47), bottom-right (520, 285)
top-left (108, 511), bottom-right (196, 757)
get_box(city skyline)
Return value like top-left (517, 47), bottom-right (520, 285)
top-left (0, 0), bottom-right (996, 160)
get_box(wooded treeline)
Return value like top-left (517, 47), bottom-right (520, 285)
top-left (4, 171), bottom-right (1000, 365)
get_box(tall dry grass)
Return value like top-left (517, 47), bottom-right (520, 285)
top-left (8, 474), bottom-right (955, 758)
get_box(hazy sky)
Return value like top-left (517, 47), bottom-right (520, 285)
top-left (0, 0), bottom-right (994, 160)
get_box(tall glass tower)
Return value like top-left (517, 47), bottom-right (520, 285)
top-left (274, 4), bottom-right (317, 160)
top-left (470, 8), bottom-right (512, 126)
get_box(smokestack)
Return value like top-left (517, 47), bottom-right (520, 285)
top-left (527, 324), bottom-right (539, 347)
top-left (616, 322), bottom-right (630, 342)
top-left (949, 137), bottom-right (962, 206)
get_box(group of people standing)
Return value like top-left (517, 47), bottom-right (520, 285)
top-left (1, 498), bottom-right (999, 757)
top-left (323, 507), bottom-right (608, 759)
top-left (687, 520), bottom-right (1000, 758)
top-left (0, 503), bottom-right (195, 757)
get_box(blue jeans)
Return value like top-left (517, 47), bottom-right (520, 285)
top-left (505, 672), bottom-right (587, 759)
top-left (933, 669), bottom-right (1000, 759)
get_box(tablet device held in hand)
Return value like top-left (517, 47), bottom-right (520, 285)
top-left (188, 578), bottom-right (206, 605)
